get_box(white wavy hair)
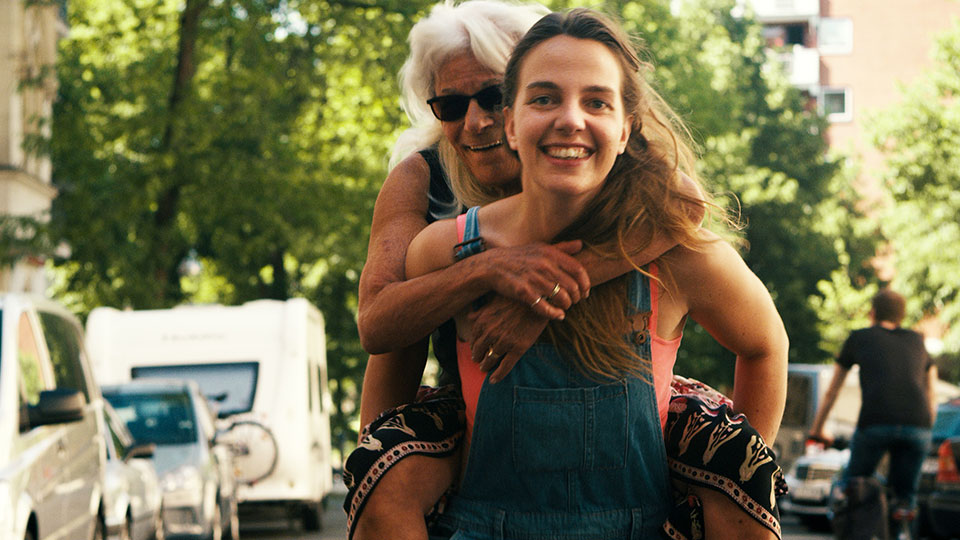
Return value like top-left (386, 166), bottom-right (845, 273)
top-left (390, 1), bottom-right (548, 205)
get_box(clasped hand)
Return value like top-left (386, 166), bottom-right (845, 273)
top-left (468, 240), bottom-right (591, 383)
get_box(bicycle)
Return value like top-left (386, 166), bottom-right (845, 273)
top-left (889, 505), bottom-right (916, 540)
top-left (807, 435), bottom-right (919, 540)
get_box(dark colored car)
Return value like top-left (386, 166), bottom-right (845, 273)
top-left (926, 401), bottom-right (960, 539)
top-left (919, 398), bottom-right (960, 535)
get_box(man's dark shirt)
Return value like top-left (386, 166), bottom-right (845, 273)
top-left (837, 325), bottom-right (933, 428)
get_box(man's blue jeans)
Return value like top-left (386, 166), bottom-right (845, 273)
top-left (843, 424), bottom-right (932, 508)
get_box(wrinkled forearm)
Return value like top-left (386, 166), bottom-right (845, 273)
top-left (358, 255), bottom-right (493, 354)
top-left (576, 239), bottom-right (672, 286)
top-left (576, 250), bottom-right (634, 286)
top-left (577, 207), bottom-right (692, 286)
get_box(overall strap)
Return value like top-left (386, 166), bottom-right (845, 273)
top-left (627, 268), bottom-right (652, 314)
top-left (454, 206), bottom-right (485, 261)
top-left (626, 269), bottom-right (655, 386)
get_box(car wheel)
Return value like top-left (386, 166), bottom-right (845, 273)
top-left (91, 515), bottom-right (106, 540)
top-left (152, 507), bottom-right (165, 540)
top-left (206, 501), bottom-right (223, 540)
top-left (119, 515), bottom-right (132, 540)
top-left (226, 498), bottom-right (240, 540)
top-left (302, 501), bottom-right (323, 531)
top-left (799, 514), bottom-right (832, 532)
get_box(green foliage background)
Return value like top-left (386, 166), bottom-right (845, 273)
top-left (30, 0), bottom-right (956, 454)
top-left (868, 20), bottom-right (960, 372)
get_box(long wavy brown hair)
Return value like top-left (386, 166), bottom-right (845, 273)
top-left (502, 8), bottom-right (711, 382)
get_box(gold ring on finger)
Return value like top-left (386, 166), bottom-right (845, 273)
top-left (486, 347), bottom-right (496, 358)
top-left (531, 296), bottom-right (543, 308)
top-left (548, 282), bottom-right (561, 299)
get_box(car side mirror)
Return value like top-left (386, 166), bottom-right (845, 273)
top-left (125, 442), bottom-right (157, 462)
top-left (29, 388), bottom-right (86, 427)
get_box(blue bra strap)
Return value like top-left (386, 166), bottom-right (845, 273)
top-left (453, 206), bottom-right (485, 261)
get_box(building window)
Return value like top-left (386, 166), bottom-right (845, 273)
top-left (820, 88), bottom-right (852, 122)
top-left (818, 17), bottom-right (853, 55)
top-left (763, 22), bottom-right (809, 48)
top-left (785, 23), bottom-right (806, 45)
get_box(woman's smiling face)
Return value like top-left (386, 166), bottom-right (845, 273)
top-left (504, 35), bottom-right (631, 203)
top-left (434, 52), bottom-right (522, 187)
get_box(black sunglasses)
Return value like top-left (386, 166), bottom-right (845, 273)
top-left (426, 85), bottom-right (503, 122)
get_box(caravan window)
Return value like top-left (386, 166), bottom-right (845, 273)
top-left (131, 362), bottom-right (258, 417)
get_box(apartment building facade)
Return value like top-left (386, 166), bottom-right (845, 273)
top-left (752, 0), bottom-right (960, 181)
top-left (752, 0), bottom-right (959, 347)
top-left (0, 0), bottom-right (65, 292)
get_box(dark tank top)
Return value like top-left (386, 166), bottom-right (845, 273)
top-left (419, 148), bottom-right (462, 385)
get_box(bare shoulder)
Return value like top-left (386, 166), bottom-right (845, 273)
top-left (677, 171), bottom-right (707, 225)
top-left (659, 231), bottom-right (786, 365)
top-left (374, 152), bottom-right (432, 219)
top-left (406, 218), bottom-right (459, 279)
top-left (665, 231), bottom-right (748, 281)
top-left (360, 152), bottom-right (433, 299)
top-left (659, 231), bottom-right (765, 311)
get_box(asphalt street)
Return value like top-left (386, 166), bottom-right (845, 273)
top-left (239, 490), bottom-right (835, 540)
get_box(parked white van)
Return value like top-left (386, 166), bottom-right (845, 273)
top-left (778, 362), bottom-right (960, 470)
top-left (0, 293), bottom-right (107, 540)
top-left (86, 298), bottom-right (334, 530)
top-left (776, 363), bottom-right (862, 470)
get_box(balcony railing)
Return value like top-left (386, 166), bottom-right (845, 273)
top-left (777, 45), bottom-right (820, 89)
top-left (749, 0), bottom-right (819, 21)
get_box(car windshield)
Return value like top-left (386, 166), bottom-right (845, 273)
top-left (104, 391), bottom-right (198, 445)
top-left (782, 371), bottom-right (815, 427)
top-left (131, 362), bottom-right (257, 417)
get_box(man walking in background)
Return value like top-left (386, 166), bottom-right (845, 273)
top-left (810, 288), bottom-right (938, 515)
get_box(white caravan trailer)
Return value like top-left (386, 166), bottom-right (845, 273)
top-left (86, 298), bottom-right (333, 530)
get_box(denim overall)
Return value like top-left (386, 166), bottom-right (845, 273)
top-left (432, 262), bottom-right (670, 539)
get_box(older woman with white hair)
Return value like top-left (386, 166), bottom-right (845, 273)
top-left (358, 0), bottom-right (689, 432)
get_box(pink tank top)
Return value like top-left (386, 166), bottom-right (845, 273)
top-left (455, 214), bottom-right (682, 435)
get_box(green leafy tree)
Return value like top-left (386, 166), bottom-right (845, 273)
top-left (868, 21), bottom-right (960, 366)
top-left (597, 0), bottom-right (877, 386)
top-left (47, 0), bottom-right (881, 445)
top-left (805, 153), bottom-right (888, 358)
top-left (49, 0), bottom-right (434, 452)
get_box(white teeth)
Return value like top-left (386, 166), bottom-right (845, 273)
top-left (467, 140), bottom-right (502, 151)
top-left (546, 146), bottom-right (588, 159)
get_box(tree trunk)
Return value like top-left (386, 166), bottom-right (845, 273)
top-left (153, 0), bottom-right (210, 302)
